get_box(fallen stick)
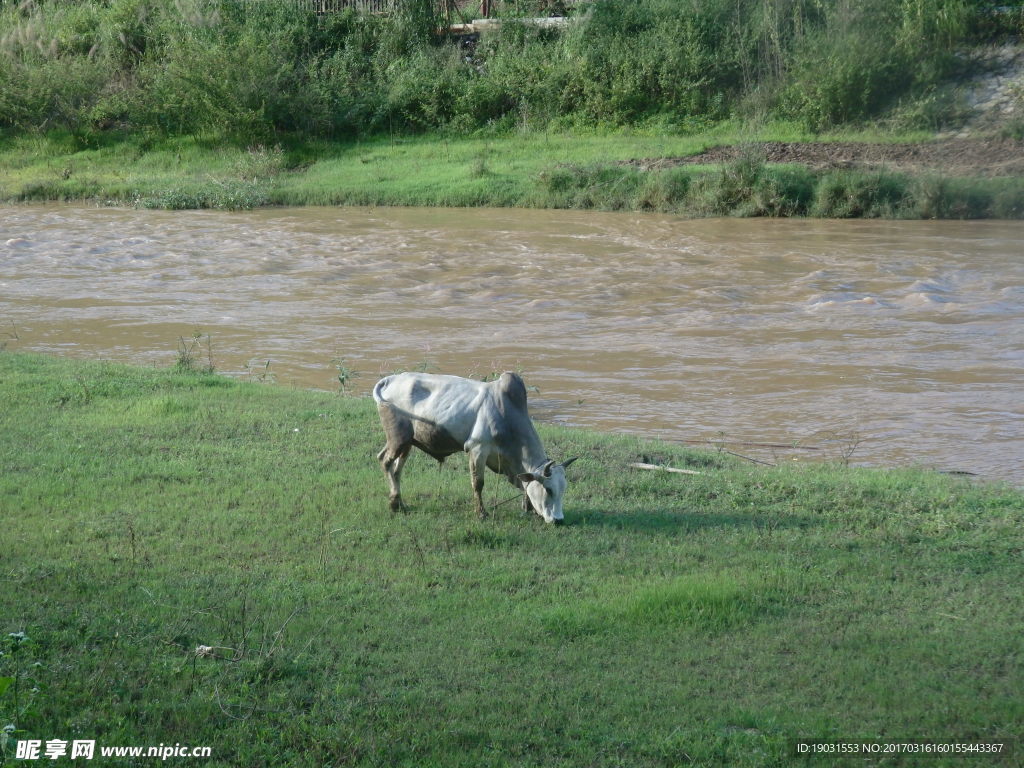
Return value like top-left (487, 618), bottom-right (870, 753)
top-left (674, 438), bottom-right (822, 451)
top-left (629, 462), bottom-right (703, 476)
top-left (719, 449), bottom-right (776, 467)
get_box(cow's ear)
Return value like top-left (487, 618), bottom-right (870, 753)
top-left (517, 473), bottom-right (537, 484)
top-left (561, 457), bottom-right (579, 470)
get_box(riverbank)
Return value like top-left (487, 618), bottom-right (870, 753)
top-left (3, 0), bottom-right (1022, 217)
top-left (2, 351), bottom-right (1022, 766)
top-left (3, 128), bottom-right (1024, 218)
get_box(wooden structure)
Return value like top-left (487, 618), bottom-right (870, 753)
top-left (238, 0), bottom-right (396, 13)
top-left (235, 0), bottom-right (579, 33)
top-left (236, 0), bottom-right (574, 19)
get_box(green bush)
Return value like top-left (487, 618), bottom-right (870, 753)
top-left (912, 176), bottom-right (993, 219)
top-left (990, 181), bottom-right (1024, 218)
top-left (637, 168), bottom-right (692, 212)
top-left (811, 171), bottom-right (912, 218)
top-left (134, 179), bottom-right (269, 211)
top-left (782, 0), bottom-right (969, 131)
top-left (0, 0), bottom-right (989, 141)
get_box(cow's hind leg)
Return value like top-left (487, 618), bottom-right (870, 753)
top-left (377, 404), bottom-right (413, 513)
top-left (378, 445), bottom-right (411, 513)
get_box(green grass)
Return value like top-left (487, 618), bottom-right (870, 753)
top-left (3, 126), bottom-right (1023, 218)
top-left (0, 124), bottom-right (769, 207)
top-left (1, 352), bottom-right (1022, 766)
top-left (267, 124), bottom-right (809, 207)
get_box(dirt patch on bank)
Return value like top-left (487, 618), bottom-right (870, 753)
top-left (626, 138), bottom-right (1024, 177)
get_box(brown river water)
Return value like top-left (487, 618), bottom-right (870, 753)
top-left (2, 205), bottom-right (1022, 483)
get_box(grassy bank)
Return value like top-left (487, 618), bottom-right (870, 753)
top-left (2, 0), bottom-right (1022, 217)
top-left (4, 127), bottom-right (1024, 218)
top-left (2, 351), bottom-right (1022, 766)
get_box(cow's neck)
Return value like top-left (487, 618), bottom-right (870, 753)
top-left (507, 427), bottom-right (547, 475)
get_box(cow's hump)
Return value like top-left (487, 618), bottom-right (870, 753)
top-left (496, 371), bottom-right (528, 412)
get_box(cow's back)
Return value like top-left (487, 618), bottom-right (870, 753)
top-left (374, 373), bottom-right (488, 440)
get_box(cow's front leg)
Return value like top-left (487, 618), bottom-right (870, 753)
top-left (519, 478), bottom-right (535, 515)
top-left (468, 448), bottom-right (488, 520)
top-left (507, 473), bottom-right (533, 515)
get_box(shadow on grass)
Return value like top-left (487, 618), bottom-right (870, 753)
top-left (567, 506), bottom-right (817, 534)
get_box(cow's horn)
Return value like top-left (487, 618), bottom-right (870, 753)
top-left (561, 457), bottom-right (579, 470)
top-left (542, 459), bottom-right (556, 477)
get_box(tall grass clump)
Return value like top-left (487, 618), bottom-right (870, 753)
top-left (810, 170), bottom-right (913, 218)
top-left (781, 0), bottom-right (971, 130)
top-left (0, 0), bottom-right (991, 143)
top-left (536, 152), bottom-right (818, 217)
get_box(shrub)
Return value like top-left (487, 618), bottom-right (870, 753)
top-left (0, 0), bottom-right (992, 140)
top-left (991, 181), bottom-right (1024, 219)
top-left (637, 169), bottom-right (692, 212)
top-left (811, 171), bottom-right (912, 218)
top-left (913, 176), bottom-right (994, 219)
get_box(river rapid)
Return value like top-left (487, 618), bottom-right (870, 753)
top-left (2, 205), bottom-right (1021, 483)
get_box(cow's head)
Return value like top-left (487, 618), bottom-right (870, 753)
top-left (518, 458), bottom-right (578, 524)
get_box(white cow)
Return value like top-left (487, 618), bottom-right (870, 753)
top-left (373, 371), bottom-right (577, 523)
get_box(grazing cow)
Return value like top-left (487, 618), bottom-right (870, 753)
top-left (373, 371), bottom-right (577, 523)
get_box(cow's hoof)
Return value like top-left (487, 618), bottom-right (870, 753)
top-left (389, 497), bottom-right (407, 513)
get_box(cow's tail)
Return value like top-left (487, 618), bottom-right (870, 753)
top-left (372, 375), bottom-right (392, 405)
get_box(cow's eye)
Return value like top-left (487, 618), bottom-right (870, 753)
top-left (545, 487), bottom-right (553, 497)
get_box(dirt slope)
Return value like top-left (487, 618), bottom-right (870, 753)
top-left (627, 138), bottom-right (1024, 177)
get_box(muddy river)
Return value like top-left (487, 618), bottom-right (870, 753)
top-left (2, 205), bottom-right (1021, 483)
